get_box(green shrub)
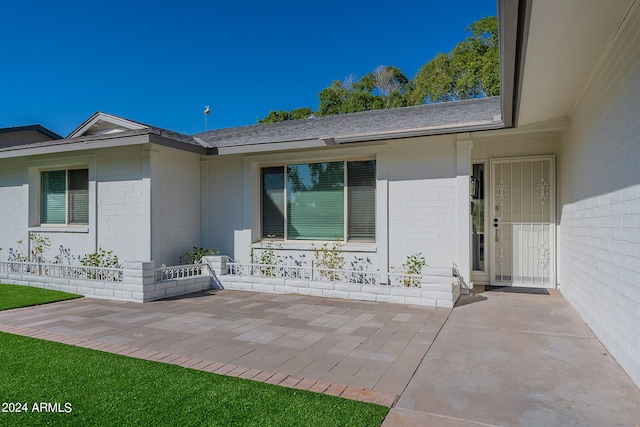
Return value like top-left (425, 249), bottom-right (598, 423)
top-left (179, 247), bottom-right (219, 265)
top-left (252, 237), bottom-right (281, 277)
top-left (397, 253), bottom-right (426, 287)
top-left (312, 239), bottom-right (345, 281)
top-left (9, 233), bottom-right (52, 262)
top-left (80, 248), bottom-right (120, 268)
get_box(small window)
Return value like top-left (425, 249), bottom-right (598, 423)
top-left (347, 161), bottom-right (376, 241)
top-left (261, 160), bottom-right (375, 241)
top-left (41, 169), bottom-right (89, 225)
top-left (261, 167), bottom-right (285, 239)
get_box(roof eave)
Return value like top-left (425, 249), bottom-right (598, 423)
top-left (331, 120), bottom-right (504, 144)
top-left (215, 119), bottom-right (504, 155)
top-left (0, 133), bottom-right (153, 159)
top-left (499, 0), bottom-right (532, 129)
top-left (148, 133), bottom-right (207, 155)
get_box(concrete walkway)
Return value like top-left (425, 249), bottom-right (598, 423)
top-left (1, 287), bottom-right (639, 426)
top-left (383, 288), bottom-right (640, 426)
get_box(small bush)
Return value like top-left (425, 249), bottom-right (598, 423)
top-left (312, 239), bottom-right (345, 281)
top-left (396, 253), bottom-right (427, 287)
top-left (8, 233), bottom-right (51, 262)
top-left (80, 248), bottom-right (120, 268)
top-left (179, 247), bottom-right (219, 265)
top-left (252, 236), bottom-right (281, 277)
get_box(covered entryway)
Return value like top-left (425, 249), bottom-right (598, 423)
top-left (490, 156), bottom-right (555, 287)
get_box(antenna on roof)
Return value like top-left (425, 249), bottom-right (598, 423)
top-left (204, 106), bottom-right (211, 131)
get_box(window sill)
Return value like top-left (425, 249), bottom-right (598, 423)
top-left (29, 226), bottom-right (90, 234)
top-left (252, 241), bottom-right (377, 253)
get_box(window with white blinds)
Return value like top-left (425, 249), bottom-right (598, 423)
top-left (261, 160), bottom-right (375, 241)
top-left (41, 169), bottom-right (89, 225)
top-left (347, 161), bottom-right (375, 241)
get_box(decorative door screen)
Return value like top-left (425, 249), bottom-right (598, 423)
top-left (491, 157), bottom-right (555, 287)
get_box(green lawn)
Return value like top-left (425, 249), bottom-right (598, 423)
top-left (0, 285), bottom-right (389, 426)
top-left (0, 283), bottom-right (82, 310)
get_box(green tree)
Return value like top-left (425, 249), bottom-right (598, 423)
top-left (258, 107), bottom-right (314, 123)
top-left (258, 110), bottom-right (291, 123)
top-left (290, 107), bottom-right (314, 120)
top-left (409, 16), bottom-right (499, 104)
top-left (257, 16), bottom-right (498, 122)
top-left (317, 81), bottom-right (351, 116)
top-left (316, 65), bottom-right (408, 116)
top-left (408, 53), bottom-right (453, 104)
top-left (373, 65), bottom-right (410, 108)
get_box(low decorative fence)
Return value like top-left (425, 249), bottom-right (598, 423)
top-left (212, 258), bottom-right (459, 308)
top-left (0, 260), bottom-right (212, 303)
top-left (227, 262), bottom-right (425, 287)
top-left (0, 261), bottom-right (123, 282)
top-left (155, 263), bottom-right (209, 282)
top-left (0, 256), bottom-right (460, 307)
top-left (146, 263), bottom-right (213, 302)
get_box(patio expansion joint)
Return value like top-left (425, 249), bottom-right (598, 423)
top-left (374, 307), bottom-right (453, 398)
top-left (462, 323), bottom-right (593, 339)
top-left (387, 407), bottom-right (500, 427)
top-left (0, 322), bottom-right (399, 407)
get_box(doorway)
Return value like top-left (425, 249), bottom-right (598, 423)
top-left (489, 156), bottom-right (555, 288)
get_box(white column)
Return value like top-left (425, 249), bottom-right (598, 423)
top-left (199, 157), bottom-right (210, 248)
top-left (456, 135), bottom-right (473, 291)
top-left (234, 160), bottom-right (256, 263)
top-left (376, 152), bottom-right (389, 274)
top-left (141, 146), bottom-right (160, 262)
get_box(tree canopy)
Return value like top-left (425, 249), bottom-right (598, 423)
top-left (257, 16), bottom-right (498, 123)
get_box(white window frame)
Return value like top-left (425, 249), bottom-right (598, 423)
top-left (40, 168), bottom-right (89, 226)
top-left (260, 158), bottom-right (376, 243)
top-left (25, 156), bottom-right (96, 234)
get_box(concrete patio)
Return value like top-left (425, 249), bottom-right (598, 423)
top-left (384, 288), bottom-right (640, 426)
top-left (0, 289), bottom-right (449, 406)
top-left (1, 287), bottom-right (639, 426)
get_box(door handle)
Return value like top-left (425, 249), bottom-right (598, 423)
top-left (493, 217), bottom-right (501, 229)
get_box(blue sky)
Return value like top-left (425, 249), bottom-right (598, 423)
top-left (1, 1), bottom-right (495, 137)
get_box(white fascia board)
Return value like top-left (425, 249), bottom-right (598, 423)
top-left (0, 134), bottom-right (151, 159)
top-left (216, 138), bottom-right (329, 155)
top-left (329, 120), bottom-right (504, 144)
top-left (473, 116), bottom-right (569, 138)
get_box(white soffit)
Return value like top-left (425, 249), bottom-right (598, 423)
top-left (517, 0), bottom-right (635, 125)
top-left (68, 112), bottom-right (147, 138)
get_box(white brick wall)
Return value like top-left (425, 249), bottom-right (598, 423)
top-left (220, 274), bottom-right (457, 308)
top-left (96, 146), bottom-right (148, 262)
top-left (558, 5), bottom-right (640, 387)
top-left (207, 137), bottom-right (463, 273)
top-left (151, 145), bottom-right (201, 265)
top-left (0, 147), bottom-right (147, 264)
top-left (0, 159), bottom-right (27, 256)
top-left (204, 155), bottom-right (244, 259)
top-left (387, 136), bottom-right (458, 270)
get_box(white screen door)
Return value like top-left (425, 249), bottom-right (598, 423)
top-left (490, 156), bottom-right (555, 287)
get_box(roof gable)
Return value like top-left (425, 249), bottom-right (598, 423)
top-left (67, 112), bottom-right (148, 138)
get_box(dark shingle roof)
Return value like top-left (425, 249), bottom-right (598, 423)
top-left (0, 127), bottom-right (201, 153)
top-left (194, 97), bottom-right (502, 148)
top-left (0, 124), bottom-right (62, 140)
top-left (1, 97), bottom-right (503, 155)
